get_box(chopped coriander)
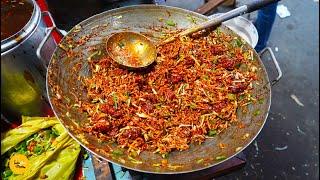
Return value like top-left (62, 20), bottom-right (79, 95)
top-left (253, 109), bottom-right (261, 116)
top-left (215, 155), bottom-right (226, 160)
top-left (235, 63), bottom-right (242, 68)
top-left (155, 103), bottom-right (162, 109)
top-left (189, 103), bottom-right (197, 109)
top-left (216, 28), bottom-right (221, 36)
top-left (51, 128), bottom-right (60, 137)
top-left (83, 151), bottom-right (89, 160)
top-left (208, 130), bottom-right (217, 137)
top-left (128, 156), bottom-right (142, 164)
top-left (196, 159), bottom-right (204, 164)
top-left (162, 153), bottom-right (169, 159)
top-left (232, 38), bottom-right (243, 47)
top-left (118, 42), bottom-right (125, 48)
top-left (34, 145), bottom-right (43, 155)
top-left (258, 98), bottom-right (264, 104)
top-left (124, 91), bottom-right (131, 97)
top-left (227, 93), bottom-right (236, 100)
top-left (87, 50), bottom-right (99, 61)
top-left (112, 149), bottom-right (124, 156)
top-left (165, 20), bottom-right (176, 26)
top-left (239, 94), bottom-right (245, 100)
top-left (186, 15), bottom-right (197, 24)
top-left (203, 75), bottom-right (209, 80)
top-left (2, 169), bottom-right (13, 178)
top-left (112, 92), bottom-right (118, 109)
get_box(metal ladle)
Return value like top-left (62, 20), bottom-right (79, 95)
top-left (106, 0), bottom-right (279, 69)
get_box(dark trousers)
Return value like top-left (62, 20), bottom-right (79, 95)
top-left (254, 2), bottom-right (278, 52)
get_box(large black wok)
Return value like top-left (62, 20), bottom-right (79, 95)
top-left (46, 5), bottom-right (281, 174)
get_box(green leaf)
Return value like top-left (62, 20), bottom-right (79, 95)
top-left (64, 97), bottom-right (71, 103)
top-left (258, 98), bottom-right (264, 104)
top-left (215, 28), bottom-right (221, 36)
top-left (155, 103), bottom-right (162, 109)
top-left (189, 103), bottom-right (197, 109)
top-left (16, 141), bottom-right (28, 155)
top-left (112, 92), bottom-right (118, 109)
top-left (44, 130), bottom-right (52, 140)
top-left (232, 38), bottom-right (243, 47)
top-left (203, 75), bottom-right (209, 80)
top-left (51, 128), bottom-right (60, 137)
top-left (87, 50), bottom-right (99, 61)
top-left (235, 63), bottom-right (242, 69)
top-left (253, 109), bottom-right (261, 116)
top-left (215, 155), bottom-right (226, 160)
top-left (196, 159), bottom-right (204, 164)
top-left (128, 156), bottom-right (143, 164)
top-left (212, 56), bottom-right (218, 64)
top-left (162, 153), bottom-right (169, 159)
top-left (118, 42), bottom-right (125, 48)
top-left (34, 145), bottom-right (43, 155)
top-left (165, 20), bottom-right (176, 26)
top-left (44, 142), bottom-right (51, 151)
top-left (112, 149), bottom-right (124, 156)
top-left (186, 15), bottom-right (197, 24)
top-left (239, 94), bottom-right (245, 100)
top-left (2, 169), bottom-right (13, 178)
top-left (227, 93), bottom-right (236, 100)
top-left (124, 91), bottom-right (131, 97)
top-left (129, 150), bottom-right (138, 158)
top-left (15, 141), bottom-right (27, 151)
top-left (208, 130), bottom-right (217, 137)
top-left (83, 151), bottom-right (89, 160)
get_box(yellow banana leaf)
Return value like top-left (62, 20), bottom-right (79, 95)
top-left (1, 117), bottom-right (59, 155)
top-left (1, 116), bottom-right (81, 180)
top-left (34, 138), bottom-right (81, 180)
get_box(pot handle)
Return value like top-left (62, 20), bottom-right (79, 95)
top-left (36, 11), bottom-right (66, 66)
top-left (258, 47), bottom-right (282, 85)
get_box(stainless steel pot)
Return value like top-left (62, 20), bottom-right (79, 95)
top-left (1, 0), bottom-right (57, 120)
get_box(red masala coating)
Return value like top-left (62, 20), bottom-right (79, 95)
top-left (79, 30), bottom-right (258, 155)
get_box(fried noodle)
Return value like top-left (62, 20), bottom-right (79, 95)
top-left (80, 29), bottom-right (258, 156)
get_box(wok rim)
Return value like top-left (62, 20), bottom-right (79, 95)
top-left (46, 4), bottom-right (272, 174)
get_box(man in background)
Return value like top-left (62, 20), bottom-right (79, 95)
top-left (254, 2), bottom-right (278, 52)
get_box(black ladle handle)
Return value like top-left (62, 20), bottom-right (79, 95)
top-left (211, 0), bottom-right (281, 27)
top-left (163, 0), bottom-right (281, 44)
top-left (246, 0), bottom-right (280, 13)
